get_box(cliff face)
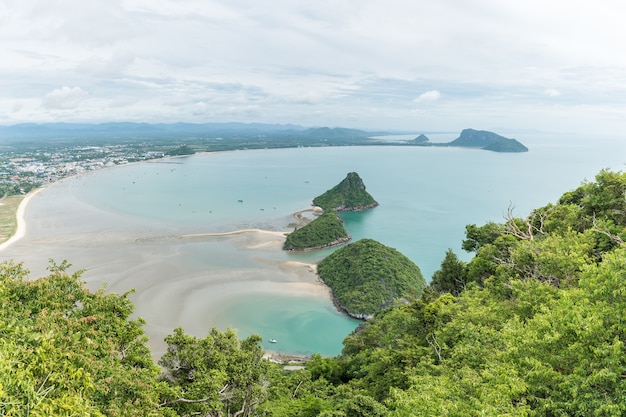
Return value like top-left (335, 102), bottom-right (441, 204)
top-left (313, 172), bottom-right (379, 212)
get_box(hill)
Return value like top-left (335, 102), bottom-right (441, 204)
top-left (409, 128), bottom-right (528, 152)
top-left (312, 172), bottom-right (378, 212)
top-left (317, 238), bottom-right (427, 319)
top-left (283, 210), bottom-right (350, 251)
top-left (447, 128), bottom-right (528, 152)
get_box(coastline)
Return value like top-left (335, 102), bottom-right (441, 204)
top-left (0, 154), bottom-right (358, 358)
top-left (0, 189), bottom-right (42, 252)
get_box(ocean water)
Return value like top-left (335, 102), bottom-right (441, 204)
top-left (3, 133), bottom-right (625, 356)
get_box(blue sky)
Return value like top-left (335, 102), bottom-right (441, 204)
top-left (1, 0), bottom-right (625, 136)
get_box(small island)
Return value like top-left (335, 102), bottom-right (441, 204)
top-left (283, 172), bottom-right (377, 251)
top-left (317, 239), bottom-right (427, 319)
top-left (312, 172), bottom-right (379, 212)
top-left (409, 128), bottom-right (528, 152)
top-left (283, 210), bottom-right (351, 251)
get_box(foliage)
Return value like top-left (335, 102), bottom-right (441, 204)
top-left (158, 328), bottom-right (269, 417)
top-left (283, 210), bottom-right (350, 250)
top-left (0, 260), bottom-right (166, 416)
top-left (4, 168), bottom-right (626, 417)
top-left (429, 249), bottom-right (469, 296)
top-left (313, 172), bottom-right (378, 212)
top-left (166, 144), bottom-right (195, 156)
top-left (317, 239), bottom-right (426, 317)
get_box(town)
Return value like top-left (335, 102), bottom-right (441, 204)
top-left (0, 141), bottom-right (170, 196)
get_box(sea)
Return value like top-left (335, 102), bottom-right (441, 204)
top-left (2, 132), bottom-right (625, 357)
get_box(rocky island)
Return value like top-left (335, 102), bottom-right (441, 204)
top-left (283, 172), bottom-right (377, 251)
top-left (317, 239), bottom-right (427, 319)
top-left (312, 172), bottom-right (379, 212)
top-left (409, 128), bottom-right (529, 152)
top-left (283, 210), bottom-right (351, 251)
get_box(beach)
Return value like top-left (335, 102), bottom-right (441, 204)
top-left (0, 183), bottom-right (343, 357)
top-left (0, 189), bottom-right (42, 251)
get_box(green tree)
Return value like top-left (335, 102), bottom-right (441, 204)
top-left (430, 249), bottom-right (468, 296)
top-left (158, 327), bottom-right (269, 417)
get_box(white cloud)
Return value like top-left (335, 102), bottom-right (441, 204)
top-left (545, 88), bottom-right (561, 97)
top-left (413, 90), bottom-right (441, 105)
top-left (0, 1), bottom-right (625, 134)
top-left (42, 86), bottom-right (89, 109)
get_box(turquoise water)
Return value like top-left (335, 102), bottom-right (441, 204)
top-left (8, 133), bottom-right (626, 356)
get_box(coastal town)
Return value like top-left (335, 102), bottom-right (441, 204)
top-left (0, 142), bottom-right (169, 196)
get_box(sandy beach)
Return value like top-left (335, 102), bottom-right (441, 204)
top-left (0, 184), bottom-right (346, 357)
top-left (0, 189), bottom-right (42, 252)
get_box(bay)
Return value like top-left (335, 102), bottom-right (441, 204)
top-left (2, 133), bottom-right (625, 357)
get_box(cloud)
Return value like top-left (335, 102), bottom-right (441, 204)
top-left (42, 86), bottom-right (89, 109)
top-left (413, 90), bottom-right (441, 105)
top-left (1, 1), bottom-right (625, 134)
top-left (545, 88), bottom-right (561, 97)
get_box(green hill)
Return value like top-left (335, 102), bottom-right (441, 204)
top-left (283, 210), bottom-right (350, 251)
top-left (447, 128), bottom-right (528, 152)
top-left (312, 172), bottom-right (378, 211)
top-left (317, 239), bottom-right (426, 318)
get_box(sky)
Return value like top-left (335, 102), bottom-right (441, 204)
top-left (1, 0), bottom-right (626, 135)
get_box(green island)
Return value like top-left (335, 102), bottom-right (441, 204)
top-left (283, 210), bottom-right (350, 251)
top-left (3, 168), bottom-right (626, 416)
top-left (312, 172), bottom-right (379, 211)
top-left (283, 172), bottom-right (377, 251)
top-left (317, 238), bottom-right (427, 319)
top-left (410, 128), bottom-right (529, 152)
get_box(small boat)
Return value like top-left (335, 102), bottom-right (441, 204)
top-left (268, 338), bottom-right (277, 343)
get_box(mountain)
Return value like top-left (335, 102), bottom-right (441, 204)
top-left (317, 238), bottom-right (427, 319)
top-left (407, 129), bottom-right (529, 152)
top-left (409, 133), bottom-right (430, 143)
top-left (312, 172), bottom-right (378, 212)
top-left (447, 128), bottom-right (528, 152)
top-left (0, 122), bottom-right (306, 141)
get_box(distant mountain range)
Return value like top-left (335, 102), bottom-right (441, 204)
top-left (0, 123), bottom-right (528, 152)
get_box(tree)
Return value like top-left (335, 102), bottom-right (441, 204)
top-left (159, 327), bottom-right (269, 417)
top-left (430, 249), bottom-right (469, 296)
top-left (0, 260), bottom-right (165, 417)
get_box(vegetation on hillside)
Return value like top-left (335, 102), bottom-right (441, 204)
top-left (283, 210), bottom-right (350, 251)
top-left (166, 144), bottom-right (196, 156)
top-left (3, 168), bottom-right (626, 416)
top-left (412, 128), bottom-right (529, 152)
top-left (312, 172), bottom-right (378, 212)
top-left (317, 239), bottom-right (427, 318)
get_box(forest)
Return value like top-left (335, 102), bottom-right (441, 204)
top-left (2, 168), bottom-right (626, 416)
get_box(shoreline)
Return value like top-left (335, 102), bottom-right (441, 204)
top-left (0, 189), bottom-right (42, 252)
top-left (0, 156), bottom-right (354, 358)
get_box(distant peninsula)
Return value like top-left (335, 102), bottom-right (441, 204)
top-left (313, 172), bottom-right (379, 212)
top-left (409, 128), bottom-right (528, 152)
top-left (317, 239), bottom-right (427, 319)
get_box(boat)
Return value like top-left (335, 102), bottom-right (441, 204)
top-left (268, 338), bottom-right (277, 343)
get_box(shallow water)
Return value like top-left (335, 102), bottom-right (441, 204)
top-left (2, 133), bottom-right (625, 357)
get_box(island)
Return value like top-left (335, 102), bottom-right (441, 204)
top-left (283, 172), bottom-right (377, 251)
top-left (409, 128), bottom-right (529, 152)
top-left (282, 210), bottom-right (351, 251)
top-left (312, 172), bottom-right (379, 212)
top-left (317, 239), bottom-right (427, 319)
